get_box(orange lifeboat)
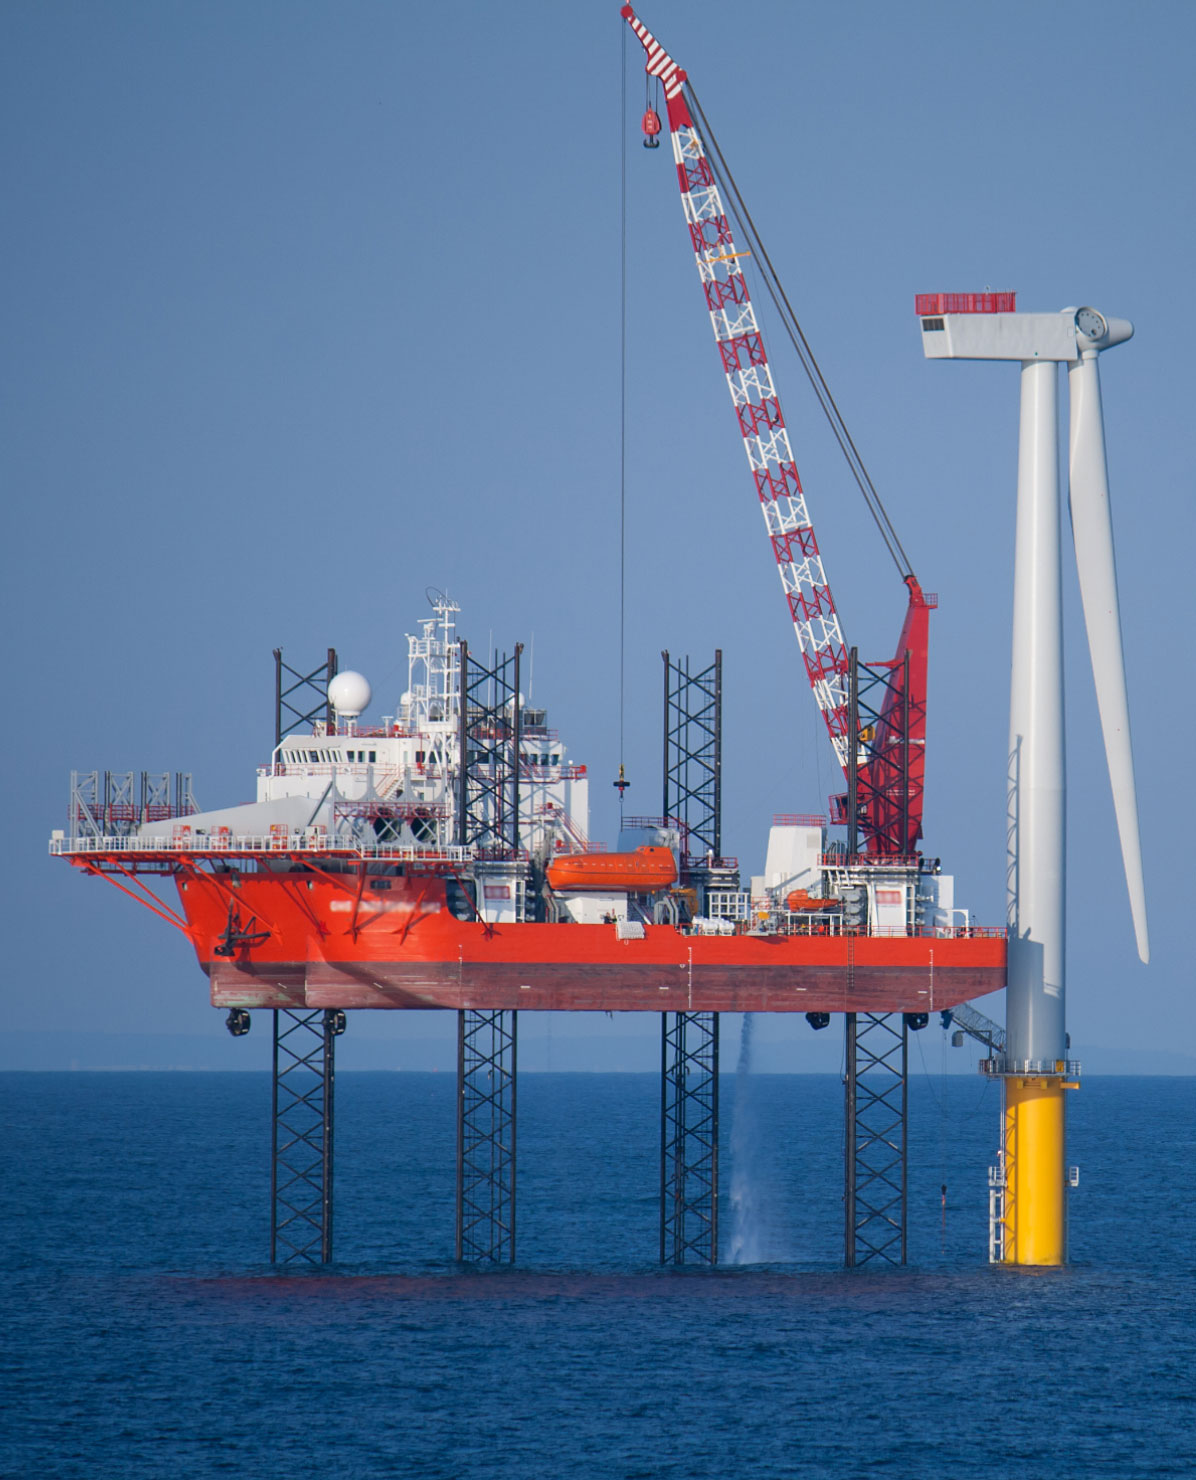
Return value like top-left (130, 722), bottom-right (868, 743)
top-left (547, 845), bottom-right (676, 893)
top-left (786, 888), bottom-right (828, 912)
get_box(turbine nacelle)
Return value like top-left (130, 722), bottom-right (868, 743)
top-left (920, 304), bottom-right (1132, 362)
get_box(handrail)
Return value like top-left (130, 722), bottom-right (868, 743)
top-left (980, 1057), bottom-right (1081, 1078)
top-left (49, 834), bottom-right (474, 862)
top-left (702, 888), bottom-right (1003, 938)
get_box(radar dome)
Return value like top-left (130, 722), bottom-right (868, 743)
top-left (328, 671), bottom-right (372, 718)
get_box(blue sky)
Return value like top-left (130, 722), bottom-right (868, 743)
top-left (3, 0), bottom-right (1192, 1073)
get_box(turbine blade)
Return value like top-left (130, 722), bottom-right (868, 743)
top-left (1067, 353), bottom-right (1150, 962)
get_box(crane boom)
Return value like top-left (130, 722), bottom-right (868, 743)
top-left (622, 4), bottom-right (851, 771)
top-left (622, 5), bottom-right (932, 856)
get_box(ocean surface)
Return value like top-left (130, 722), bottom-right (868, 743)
top-left (3, 1067), bottom-right (1193, 1478)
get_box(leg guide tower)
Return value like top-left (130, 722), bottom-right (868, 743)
top-left (454, 641), bottom-right (522, 1263)
top-left (661, 1011), bottom-right (720, 1265)
top-left (659, 651), bottom-right (724, 1266)
top-left (456, 1009), bottom-right (517, 1263)
top-left (271, 1008), bottom-right (342, 1265)
top-left (274, 647), bottom-right (337, 748)
top-left (662, 649), bottom-right (722, 860)
top-left (844, 1012), bottom-right (908, 1266)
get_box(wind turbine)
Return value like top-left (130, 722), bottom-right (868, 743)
top-left (920, 297), bottom-right (1148, 1265)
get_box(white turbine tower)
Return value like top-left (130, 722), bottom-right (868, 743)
top-left (920, 298), bottom-right (1148, 1265)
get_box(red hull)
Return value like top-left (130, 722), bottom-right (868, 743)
top-left (178, 870), bottom-right (1005, 1014)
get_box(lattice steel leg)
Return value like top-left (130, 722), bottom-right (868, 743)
top-left (271, 1008), bottom-right (343, 1265)
top-left (660, 1011), bottom-right (719, 1265)
top-left (456, 1009), bottom-right (517, 1263)
top-left (844, 1012), bottom-right (907, 1267)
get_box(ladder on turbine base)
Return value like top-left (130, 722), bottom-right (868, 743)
top-left (988, 1152), bottom-right (1007, 1264)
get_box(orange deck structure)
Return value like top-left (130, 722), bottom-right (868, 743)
top-left (64, 844), bottom-right (1006, 1015)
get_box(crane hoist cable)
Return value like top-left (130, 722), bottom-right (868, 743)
top-left (615, 17), bottom-right (630, 810)
top-left (686, 82), bottom-right (915, 584)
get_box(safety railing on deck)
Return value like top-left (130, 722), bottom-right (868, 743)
top-left (258, 762), bottom-right (452, 781)
top-left (980, 1058), bottom-right (1081, 1078)
top-left (782, 919), bottom-right (1004, 939)
top-left (49, 834), bottom-right (474, 863)
top-left (704, 890), bottom-right (1004, 939)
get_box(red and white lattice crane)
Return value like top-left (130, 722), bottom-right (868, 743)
top-left (622, 4), bottom-right (932, 858)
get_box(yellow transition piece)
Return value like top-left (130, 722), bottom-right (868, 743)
top-left (1003, 1077), bottom-right (1067, 1266)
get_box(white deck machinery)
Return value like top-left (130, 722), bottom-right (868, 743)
top-left (920, 296), bottom-right (1149, 1265)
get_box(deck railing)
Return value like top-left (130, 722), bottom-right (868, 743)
top-left (49, 833), bottom-right (474, 863)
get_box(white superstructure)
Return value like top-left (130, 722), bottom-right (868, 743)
top-left (140, 594), bottom-right (591, 875)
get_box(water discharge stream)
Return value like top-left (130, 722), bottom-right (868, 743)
top-left (727, 1013), bottom-right (792, 1263)
top-left (727, 1013), bottom-right (760, 1262)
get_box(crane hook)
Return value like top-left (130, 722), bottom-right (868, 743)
top-left (613, 763), bottom-right (630, 796)
top-left (641, 108), bottom-right (662, 149)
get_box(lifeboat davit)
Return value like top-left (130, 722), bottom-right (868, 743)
top-left (547, 845), bottom-right (676, 893)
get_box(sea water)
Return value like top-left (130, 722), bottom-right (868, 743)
top-left (3, 1070), bottom-right (1193, 1478)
